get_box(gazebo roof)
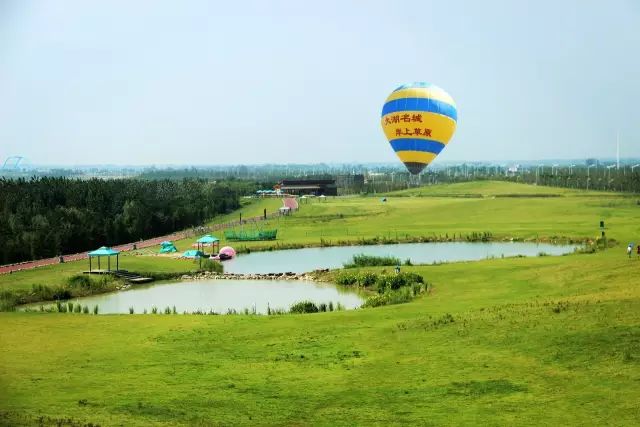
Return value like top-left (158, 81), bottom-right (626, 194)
top-left (88, 246), bottom-right (120, 257)
top-left (196, 234), bottom-right (219, 244)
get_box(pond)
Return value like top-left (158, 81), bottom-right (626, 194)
top-left (27, 279), bottom-right (364, 315)
top-left (23, 242), bottom-right (576, 315)
top-left (222, 242), bottom-right (577, 274)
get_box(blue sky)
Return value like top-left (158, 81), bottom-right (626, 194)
top-left (1, 0), bottom-right (638, 165)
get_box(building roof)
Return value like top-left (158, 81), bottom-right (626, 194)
top-left (280, 179), bottom-right (336, 185)
top-left (280, 185), bottom-right (323, 190)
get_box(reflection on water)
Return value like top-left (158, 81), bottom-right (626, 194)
top-left (223, 242), bottom-right (576, 274)
top-left (27, 279), bottom-right (364, 314)
top-left (24, 242), bottom-right (576, 315)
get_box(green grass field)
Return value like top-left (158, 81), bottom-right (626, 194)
top-left (1, 181), bottom-right (639, 425)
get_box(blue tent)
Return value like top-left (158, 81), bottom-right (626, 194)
top-left (159, 241), bottom-right (177, 253)
top-left (182, 250), bottom-right (205, 258)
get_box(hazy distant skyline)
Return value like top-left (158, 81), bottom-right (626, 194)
top-left (1, 1), bottom-right (639, 166)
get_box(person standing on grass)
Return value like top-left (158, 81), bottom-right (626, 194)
top-left (637, 244), bottom-right (640, 258)
top-left (628, 243), bottom-right (634, 258)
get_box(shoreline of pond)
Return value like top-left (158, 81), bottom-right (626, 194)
top-left (6, 239), bottom-right (597, 311)
top-left (231, 234), bottom-right (594, 255)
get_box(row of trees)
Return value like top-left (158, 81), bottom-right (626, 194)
top-left (0, 177), bottom-right (256, 264)
top-left (360, 165), bottom-right (640, 193)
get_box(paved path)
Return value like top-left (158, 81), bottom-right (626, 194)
top-left (0, 211), bottom-right (281, 275)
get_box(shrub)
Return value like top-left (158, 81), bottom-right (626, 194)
top-left (67, 275), bottom-right (94, 290)
top-left (129, 307), bottom-right (134, 314)
top-left (335, 271), bottom-right (359, 286)
top-left (362, 293), bottom-right (389, 308)
top-left (73, 303), bottom-right (82, 313)
top-left (362, 288), bottom-right (413, 308)
top-left (200, 259), bottom-right (223, 273)
top-left (164, 306), bottom-right (171, 314)
top-left (51, 287), bottom-right (72, 301)
top-left (343, 254), bottom-right (401, 268)
top-left (151, 307), bottom-right (158, 314)
top-left (92, 305), bottom-right (99, 315)
top-left (358, 272), bottom-right (378, 287)
top-left (328, 301), bottom-right (334, 312)
top-left (82, 305), bottom-right (89, 314)
top-left (411, 282), bottom-right (424, 296)
top-left (67, 302), bottom-right (74, 313)
top-left (290, 301), bottom-right (319, 314)
top-left (318, 303), bottom-right (327, 312)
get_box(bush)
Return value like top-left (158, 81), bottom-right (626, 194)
top-left (343, 254), bottom-right (401, 268)
top-left (200, 259), bottom-right (223, 273)
top-left (92, 305), bottom-right (99, 315)
top-left (51, 287), bottom-right (72, 301)
top-left (411, 282), bottom-right (424, 296)
top-left (82, 305), bottom-right (89, 314)
top-left (335, 271), bottom-right (359, 286)
top-left (362, 287), bottom-right (413, 308)
top-left (290, 301), bottom-right (319, 314)
top-left (66, 275), bottom-right (94, 290)
top-left (73, 303), bottom-right (82, 313)
top-left (358, 272), bottom-right (378, 287)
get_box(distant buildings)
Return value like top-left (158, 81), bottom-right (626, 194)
top-left (277, 179), bottom-right (337, 196)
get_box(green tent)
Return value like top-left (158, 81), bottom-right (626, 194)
top-left (182, 250), bottom-right (205, 258)
top-left (159, 241), bottom-right (177, 253)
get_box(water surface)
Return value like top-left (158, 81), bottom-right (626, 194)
top-left (223, 242), bottom-right (576, 274)
top-left (28, 279), bottom-right (363, 314)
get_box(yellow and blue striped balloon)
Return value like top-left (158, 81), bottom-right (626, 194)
top-left (381, 82), bottom-right (457, 175)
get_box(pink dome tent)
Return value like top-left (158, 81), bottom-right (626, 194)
top-left (219, 246), bottom-right (236, 258)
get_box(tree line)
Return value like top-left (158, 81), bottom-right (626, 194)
top-left (0, 177), bottom-right (256, 264)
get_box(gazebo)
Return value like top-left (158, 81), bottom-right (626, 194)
top-left (196, 234), bottom-right (220, 254)
top-left (88, 246), bottom-right (120, 272)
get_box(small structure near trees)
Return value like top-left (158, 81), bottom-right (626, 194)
top-left (87, 246), bottom-right (120, 272)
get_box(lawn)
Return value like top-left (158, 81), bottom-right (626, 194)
top-left (0, 181), bottom-right (639, 425)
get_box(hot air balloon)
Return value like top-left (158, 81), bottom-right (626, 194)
top-left (380, 82), bottom-right (457, 175)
